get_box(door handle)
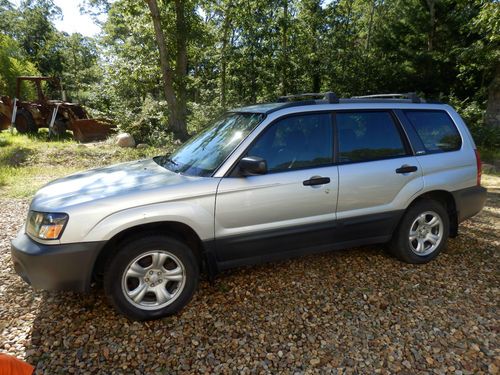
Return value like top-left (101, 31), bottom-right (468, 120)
top-left (396, 165), bottom-right (418, 174)
top-left (303, 176), bottom-right (331, 186)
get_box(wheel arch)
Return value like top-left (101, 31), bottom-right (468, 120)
top-left (92, 221), bottom-right (211, 283)
top-left (406, 189), bottom-right (458, 237)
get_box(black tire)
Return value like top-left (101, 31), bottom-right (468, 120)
top-left (390, 199), bottom-right (449, 264)
top-left (103, 235), bottom-right (199, 321)
top-left (14, 109), bottom-right (37, 134)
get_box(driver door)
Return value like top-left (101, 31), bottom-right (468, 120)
top-left (214, 112), bottom-right (339, 265)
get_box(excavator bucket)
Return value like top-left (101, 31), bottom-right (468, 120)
top-left (68, 119), bottom-right (116, 143)
top-left (0, 97), bottom-right (12, 130)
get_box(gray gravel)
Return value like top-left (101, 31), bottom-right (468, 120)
top-left (0, 176), bottom-right (499, 374)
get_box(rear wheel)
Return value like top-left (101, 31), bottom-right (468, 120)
top-left (390, 200), bottom-right (449, 263)
top-left (103, 235), bottom-right (199, 320)
top-left (14, 109), bottom-right (37, 134)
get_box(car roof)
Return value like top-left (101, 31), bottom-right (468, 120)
top-left (229, 92), bottom-right (444, 115)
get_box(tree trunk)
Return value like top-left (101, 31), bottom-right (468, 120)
top-left (365, 0), bottom-right (376, 51)
top-left (280, 0), bottom-right (289, 96)
top-left (174, 0), bottom-right (188, 138)
top-left (220, 5), bottom-right (232, 109)
top-left (425, 0), bottom-right (436, 52)
top-left (310, 0), bottom-right (321, 93)
top-left (145, 0), bottom-right (187, 140)
top-left (485, 64), bottom-right (500, 128)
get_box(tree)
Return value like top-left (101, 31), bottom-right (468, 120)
top-left (76, 0), bottom-right (498, 149)
top-left (14, 0), bottom-right (64, 76)
top-left (145, 0), bottom-right (188, 139)
top-left (474, 2), bottom-right (500, 128)
top-left (0, 34), bottom-right (39, 97)
top-left (60, 33), bottom-right (100, 102)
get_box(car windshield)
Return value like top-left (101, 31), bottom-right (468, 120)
top-left (155, 112), bottom-right (264, 177)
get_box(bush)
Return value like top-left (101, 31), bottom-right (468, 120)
top-left (120, 95), bottom-right (174, 147)
top-left (187, 102), bottom-right (225, 134)
top-left (449, 96), bottom-right (500, 152)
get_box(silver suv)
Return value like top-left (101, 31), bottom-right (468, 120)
top-left (11, 93), bottom-right (487, 320)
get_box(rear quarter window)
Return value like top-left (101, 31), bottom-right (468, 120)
top-left (404, 110), bottom-right (462, 153)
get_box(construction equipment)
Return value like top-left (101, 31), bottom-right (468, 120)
top-left (0, 76), bottom-right (116, 142)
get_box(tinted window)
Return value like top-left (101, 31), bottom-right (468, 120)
top-left (404, 110), bottom-right (461, 152)
top-left (247, 113), bottom-right (333, 172)
top-left (337, 111), bottom-right (407, 163)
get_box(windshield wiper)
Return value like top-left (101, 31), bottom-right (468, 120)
top-left (164, 157), bottom-right (178, 166)
top-left (154, 156), bottom-right (179, 171)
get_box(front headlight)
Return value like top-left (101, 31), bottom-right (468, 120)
top-left (26, 211), bottom-right (69, 240)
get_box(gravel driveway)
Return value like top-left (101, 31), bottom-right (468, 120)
top-left (1, 176), bottom-right (498, 374)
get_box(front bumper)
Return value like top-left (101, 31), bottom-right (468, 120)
top-left (10, 233), bottom-right (106, 292)
top-left (452, 185), bottom-right (487, 223)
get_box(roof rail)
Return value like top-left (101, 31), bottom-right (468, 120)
top-left (277, 92), bottom-right (339, 104)
top-left (351, 92), bottom-right (423, 103)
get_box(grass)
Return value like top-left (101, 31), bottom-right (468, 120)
top-left (0, 130), bottom-right (170, 198)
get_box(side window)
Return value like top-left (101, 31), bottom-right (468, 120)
top-left (336, 111), bottom-right (407, 163)
top-left (247, 113), bottom-right (333, 172)
top-left (404, 110), bottom-right (462, 152)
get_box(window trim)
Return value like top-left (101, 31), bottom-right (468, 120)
top-left (400, 109), bottom-right (463, 155)
top-left (226, 111), bottom-right (335, 176)
top-left (333, 109), bottom-right (413, 165)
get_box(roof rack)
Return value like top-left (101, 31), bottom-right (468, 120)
top-left (232, 91), bottom-right (429, 115)
top-left (351, 92), bottom-right (423, 103)
top-left (277, 92), bottom-right (339, 104)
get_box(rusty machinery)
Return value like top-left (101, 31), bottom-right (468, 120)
top-left (0, 76), bottom-right (116, 142)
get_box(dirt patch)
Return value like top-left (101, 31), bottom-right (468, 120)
top-left (0, 147), bottom-right (32, 166)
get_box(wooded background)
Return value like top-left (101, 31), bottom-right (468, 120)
top-left (0, 0), bottom-right (498, 158)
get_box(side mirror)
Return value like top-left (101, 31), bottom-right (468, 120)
top-left (238, 156), bottom-right (267, 176)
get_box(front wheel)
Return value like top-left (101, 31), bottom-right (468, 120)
top-left (103, 235), bottom-right (199, 320)
top-left (390, 200), bottom-right (449, 264)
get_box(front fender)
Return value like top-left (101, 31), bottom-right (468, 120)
top-left (82, 200), bottom-right (215, 242)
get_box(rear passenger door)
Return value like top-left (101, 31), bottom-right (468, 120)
top-left (335, 110), bottom-right (423, 242)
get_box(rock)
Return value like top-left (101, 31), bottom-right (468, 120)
top-left (136, 143), bottom-right (149, 149)
top-left (116, 133), bottom-right (135, 148)
top-left (489, 363), bottom-right (498, 374)
top-left (310, 358), bottom-right (320, 366)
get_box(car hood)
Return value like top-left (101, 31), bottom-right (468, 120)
top-left (30, 159), bottom-right (200, 211)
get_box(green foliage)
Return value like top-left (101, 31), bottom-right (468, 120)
top-left (0, 0), bottom-right (102, 102)
top-left (187, 102), bottom-right (225, 134)
top-left (120, 95), bottom-right (172, 146)
top-left (60, 33), bottom-right (100, 103)
top-left (449, 96), bottom-right (500, 152)
top-left (2, 0), bottom-right (498, 158)
top-left (0, 35), bottom-right (40, 97)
